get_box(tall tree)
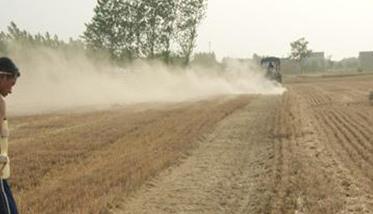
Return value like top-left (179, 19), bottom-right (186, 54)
top-left (83, 0), bottom-right (122, 59)
top-left (290, 37), bottom-right (312, 71)
top-left (142, 0), bottom-right (160, 58)
top-left (115, 0), bottom-right (139, 60)
top-left (83, 0), bottom-right (208, 63)
top-left (132, 1), bottom-right (147, 57)
top-left (158, 0), bottom-right (179, 63)
top-left (176, 0), bottom-right (207, 65)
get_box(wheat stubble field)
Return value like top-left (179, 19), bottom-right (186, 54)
top-left (6, 74), bottom-right (373, 214)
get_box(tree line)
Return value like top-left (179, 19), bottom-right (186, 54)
top-left (83, 0), bottom-right (207, 64)
top-left (0, 0), bottom-right (207, 66)
top-left (0, 21), bottom-right (84, 53)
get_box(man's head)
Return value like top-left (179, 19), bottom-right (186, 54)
top-left (0, 57), bottom-right (20, 97)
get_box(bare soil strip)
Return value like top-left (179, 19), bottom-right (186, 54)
top-left (114, 95), bottom-right (280, 214)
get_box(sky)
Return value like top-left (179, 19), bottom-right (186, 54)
top-left (1, 0), bottom-right (373, 61)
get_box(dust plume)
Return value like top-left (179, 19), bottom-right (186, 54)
top-left (6, 47), bottom-right (285, 115)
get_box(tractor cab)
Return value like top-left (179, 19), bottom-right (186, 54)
top-left (260, 57), bottom-right (282, 83)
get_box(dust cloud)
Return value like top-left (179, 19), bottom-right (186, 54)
top-left (6, 47), bottom-right (286, 115)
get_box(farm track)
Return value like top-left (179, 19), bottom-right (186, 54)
top-left (115, 95), bottom-right (280, 214)
top-left (6, 74), bottom-right (373, 213)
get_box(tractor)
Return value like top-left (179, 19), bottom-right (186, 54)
top-left (260, 57), bottom-right (282, 83)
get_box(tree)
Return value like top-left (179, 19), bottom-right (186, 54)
top-left (83, 0), bottom-right (158, 60)
top-left (83, 0), bottom-right (122, 59)
top-left (83, 0), bottom-right (207, 64)
top-left (131, 1), bottom-right (147, 57)
top-left (1, 21), bottom-right (87, 59)
top-left (141, 0), bottom-right (161, 58)
top-left (139, 0), bottom-right (178, 60)
top-left (115, 0), bottom-right (140, 60)
top-left (0, 31), bottom-right (7, 54)
top-left (155, 0), bottom-right (179, 63)
top-left (7, 21), bottom-right (31, 45)
top-left (290, 37), bottom-right (312, 71)
top-left (176, 0), bottom-right (207, 65)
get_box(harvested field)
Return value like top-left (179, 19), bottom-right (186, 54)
top-left (9, 96), bottom-right (253, 213)
top-left (7, 74), bottom-right (373, 213)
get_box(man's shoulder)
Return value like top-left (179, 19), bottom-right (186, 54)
top-left (0, 97), bottom-right (5, 112)
top-left (0, 96), bottom-right (4, 105)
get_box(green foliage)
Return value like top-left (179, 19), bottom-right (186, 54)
top-left (290, 37), bottom-right (312, 63)
top-left (83, 0), bottom-right (121, 58)
top-left (1, 0), bottom-right (209, 67)
top-left (176, 0), bottom-right (207, 65)
top-left (83, 0), bottom-right (208, 64)
top-left (289, 37), bottom-right (312, 72)
top-left (158, 0), bottom-right (178, 63)
top-left (0, 21), bottom-right (86, 58)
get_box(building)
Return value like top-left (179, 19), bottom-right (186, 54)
top-left (359, 51), bottom-right (373, 71)
top-left (281, 58), bottom-right (300, 73)
top-left (303, 52), bottom-right (325, 72)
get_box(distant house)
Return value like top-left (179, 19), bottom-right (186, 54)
top-left (303, 52), bottom-right (325, 72)
top-left (192, 52), bottom-right (218, 67)
top-left (358, 51), bottom-right (373, 71)
top-left (281, 58), bottom-right (300, 73)
top-left (333, 57), bottom-right (359, 71)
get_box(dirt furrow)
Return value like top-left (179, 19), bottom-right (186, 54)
top-left (290, 83), bottom-right (373, 213)
top-left (314, 112), bottom-right (373, 212)
top-left (329, 109), bottom-right (371, 173)
top-left (329, 110), bottom-right (373, 167)
top-left (322, 111), bottom-right (367, 168)
top-left (343, 109), bottom-right (373, 142)
top-left (333, 109), bottom-right (373, 155)
top-left (272, 93), bottom-right (299, 214)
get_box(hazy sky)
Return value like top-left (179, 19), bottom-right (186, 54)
top-left (1, 0), bottom-right (373, 60)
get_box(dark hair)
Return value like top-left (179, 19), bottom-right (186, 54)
top-left (0, 57), bottom-right (20, 78)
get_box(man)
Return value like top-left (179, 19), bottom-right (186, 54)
top-left (0, 57), bottom-right (20, 214)
top-left (266, 62), bottom-right (274, 79)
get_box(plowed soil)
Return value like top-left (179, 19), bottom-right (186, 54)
top-left (7, 74), bottom-right (373, 214)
